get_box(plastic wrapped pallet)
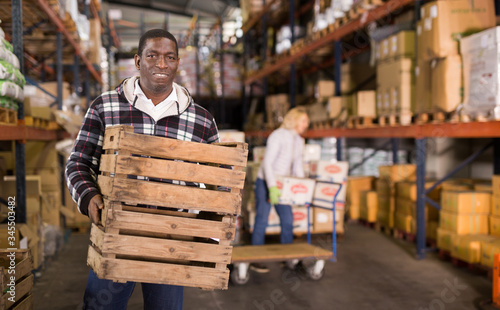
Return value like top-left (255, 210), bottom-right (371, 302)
top-left (0, 59), bottom-right (25, 87)
top-left (0, 80), bottom-right (24, 102)
top-left (0, 40), bottom-right (20, 69)
top-left (461, 26), bottom-right (500, 119)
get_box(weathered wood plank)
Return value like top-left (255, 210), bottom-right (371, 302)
top-left (90, 224), bottom-right (105, 251)
top-left (87, 245), bottom-right (105, 277)
top-left (231, 243), bottom-right (333, 262)
top-left (99, 233), bottom-right (232, 264)
top-left (102, 128), bottom-right (248, 168)
top-left (100, 154), bottom-right (246, 189)
top-left (10, 293), bottom-right (33, 310)
top-left (98, 175), bottom-right (241, 215)
top-left (106, 210), bottom-right (235, 241)
top-left (93, 254), bottom-right (229, 290)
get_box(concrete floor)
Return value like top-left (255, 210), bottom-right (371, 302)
top-left (32, 223), bottom-right (496, 310)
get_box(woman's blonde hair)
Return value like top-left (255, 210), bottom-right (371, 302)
top-left (280, 106), bottom-right (309, 130)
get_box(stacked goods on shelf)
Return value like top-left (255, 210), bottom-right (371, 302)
top-left (376, 164), bottom-right (416, 228)
top-left (394, 181), bottom-right (441, 239)
top-left (211, 53), bottom-right (242, 98)
top-left (0, 29), bottom-right (24, 125)
top-left (360, 190), bottom-right (378, 223)
top-left (346, 176), bottom-right (375, 220)
top-left (175, 47), bottom-right (211, 97)
top-left (437, 187), bottom-right (492, 264)
top-left (0, 249), bottom-right (34, 309)
top-left (310, 160), bottom-right (349, 233)
top-left (415, 0), bottom-right (495, 118)
top-left (461, 26), bottom-right (500, 121)
top-left (481, 176), bottom-right (500, 267)
top-left (0, 177), bottom-right (44, 269)
top-left (265, 94), bottom-right (289, 129)
top-left (88, 18), bottom-right (102, 65)
top-left (375, 31), bottom-right (415, 124)
top-left (308, 80), bottom-right (335, 125)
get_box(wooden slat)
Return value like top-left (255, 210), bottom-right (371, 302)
top-left (103, 127), bottom-right (248, 168)
top-left (88, 246), bottom-right (229, 290)
top-left (100, 154), bottom-right (246, 189)
top-left (231, 243), bottom-right (333, 262)
top-left (10, 293), bottom-right (33, 310)
top-left (90, 224), bottom-right (105, 251)
top-left (2, 274), bottom-right (34, 309)
top-left (106, 210), bottom-right (235, 241)
top-left (87, 245), bottom-right (105, 277)
top-left (98, 175), bottom-right (241, 215)
top-left (98, 232), bottom-right (232, 264)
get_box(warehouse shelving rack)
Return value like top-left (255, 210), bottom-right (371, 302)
top-left (1, 0), bottom-right (105, 225)
top-left (242, 0), bottom-right (500, 259)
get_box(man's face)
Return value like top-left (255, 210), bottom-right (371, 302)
top-left (134, 37), bottom-right (179, 96)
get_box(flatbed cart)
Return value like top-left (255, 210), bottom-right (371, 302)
top-left (230, 181), bottom-right (342, 285)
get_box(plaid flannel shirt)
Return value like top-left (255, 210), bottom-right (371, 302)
top-left (65, 77), bottom-right (220, 216)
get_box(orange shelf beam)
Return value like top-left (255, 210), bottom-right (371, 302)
top-left (35, 0), bottom-right (103, 85)
top-left (0, 125), bottom-right (68, 141)
top-left (244, 0), bottom-right (415, 85)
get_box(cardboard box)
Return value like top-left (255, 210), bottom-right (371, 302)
top-left (396, 180), bottom-right (441, 202)
top-left (292, 206), bottom-right (310, 234)
top-left (441, 191), bottom-right (491, 214)
top-left (26, 167), bottom-right (61, 192)
top-left (417, 0), bottom-right (495, 61)
top-left (415, 61), bottom-right (432, 113)
top-left (352, 91), bottom-right (376, 117)
top-left (360, 190), bottom-right (378, 222)
top-left (379, 164), bottom-right (416, 183)
top-left (389, 31), bottom-right (415, 59)
top-left (376, 179), bottom-right (395, 197)
top-left (218, 130), bottom-right (245, 143)
top-left (437, 227), bottom-right (455, 252)
top-left (493, 175), bottom-right (500, 196)
top-left (451, 234), bottom-right (496, 264)
top-left (327, 96), bottom-right (343, 119)
top-left (313, 208), bottom-right (344, 233)
top-left (265, 94), bottom-right (290, 128)
top-left (316, 80), bottom-right (335, 98)
top-left (248, 207), bottom-right (281, 234)
top-left (378, 38), bottom-right (390, 62)
top-left (439, 211), bottom-right (489, 235)
top-left (427, 221), bottom-right (439, 240)
top-left (377, 209), bottom-right (394, 228)
top-left (312, 181), bottom-right (344, 210)
top-left (490, 215), bottom-right (500, 237)
top-left (395, 197), bottom-right (440, 221)
top-left (276, 176), bottom-right (316, 205)
top-left (307, 101), bottom-right (329, 123)
top-left (431, 55), bottom-right (463, 113)
top-left (347, 176), bottom-right (375, 207)
top-left (41, 190), bottom-right (62, 227)
top-left (349, 204), bottom-right (360, 220)
top-left (481, 238), bottom-right (500, 268)
top-left (376, 58), bottom-right (414, 114)
top-left (378, 193), bottom-right (396, 214)
top-left (310, 161), bottom-right (349, 201)
top-left (493, 196), bottom-right (500, 217)
top-left (395, 212), bottom-right (413, 233)
top-left (303, 144), bottom-right (322, 163)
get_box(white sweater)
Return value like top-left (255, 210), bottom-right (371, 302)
top-left (257, 128), bottom-right (305, 188)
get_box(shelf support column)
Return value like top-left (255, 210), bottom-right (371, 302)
top-left (416, 137), bottom-right (427, 259)
top-left (334, 41), bottom-right (342, 161)
top-left (12, 0), bottom-right (26, 224)
top-left (392, 138), bottom-right (399, 164)
top-left (289, 0), bottom-right (296, 107)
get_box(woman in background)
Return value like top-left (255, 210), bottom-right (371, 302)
top-left (250, 107), bottom-right (310, 273)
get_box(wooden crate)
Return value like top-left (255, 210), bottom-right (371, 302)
top-left (0, 249), bottom-right (34, 310)
top-left (88, 125), bottom-right (249, 290)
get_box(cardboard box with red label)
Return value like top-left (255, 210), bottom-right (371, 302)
top-left (312, 181), bottom-right (345, 210)
top-left (309, 160), bottom-right (349, 202)
top-left (276, 176), bottom-right (316, 205)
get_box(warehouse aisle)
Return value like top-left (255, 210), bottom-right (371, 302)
top-left (32, 223), bottom-right (493, 310)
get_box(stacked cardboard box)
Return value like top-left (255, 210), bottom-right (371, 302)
top-left (360, 190), bottom-right (378, 223)
top-left (376, 164), bottom-right (416, 228)
top-left (394, 181), bottom-right (441, 237)
top-left (415, 0), bottom-right (495, 114)
top-left (376, 31), bottom-right (415, 117)
top-left (265, 94), bottom-right (290, 129)
top-left (346, 176), bottom-right (375, 220)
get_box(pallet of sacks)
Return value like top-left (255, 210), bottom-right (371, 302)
top-left (87, 125), bottom-right (248, 290)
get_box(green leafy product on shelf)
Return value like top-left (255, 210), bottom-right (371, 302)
top-left (1, 39), bottom-right (13, 52)
top-left (0, 44), bottom-right (20, 70)
top-left (0, 96), bottom-right (18, 110)
top-left (0, 80), bottom-right (23, 103)
top-left (0, 60), bottom-right (25, 87)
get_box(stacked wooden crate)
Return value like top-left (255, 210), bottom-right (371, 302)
top-left (0, 249), bottom-right (34, 310)
top-left (87, 125), bottom-right (248, 290)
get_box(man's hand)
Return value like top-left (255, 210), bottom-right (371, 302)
top-left (89, 195), bottom-right (104, 225)
top-left (268, 186), bottom-right (281, 205)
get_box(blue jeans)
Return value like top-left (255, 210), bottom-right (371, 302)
top-left (252, 178), bottom-right (294, 245)
top-left (83, 269), bottom-right (183, 310)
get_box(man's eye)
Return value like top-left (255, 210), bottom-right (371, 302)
top-left (147, 55), bottom-right (155, 58)
top-left (167, 56), bottom-right (175, 60)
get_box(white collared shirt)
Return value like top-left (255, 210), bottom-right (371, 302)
top-left (133, 79), bottom-right (178, 122)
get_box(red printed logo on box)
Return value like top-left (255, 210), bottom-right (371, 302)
top-left (277, 181), bottom-right (283, 189)
top-left (324, 165), bottom-right (342, 174)
top-left (293, 212), bottom-right (306, 221)
top-left (321, 187), bottom-right (338, 196)
top-left (291, 184), bottom-right (308, 194)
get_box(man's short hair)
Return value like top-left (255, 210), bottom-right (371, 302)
top-left (138, 29), bottom-right (179, 58)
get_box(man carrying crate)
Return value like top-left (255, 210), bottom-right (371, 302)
top-left (65, 29), bottom-right (221, 310)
